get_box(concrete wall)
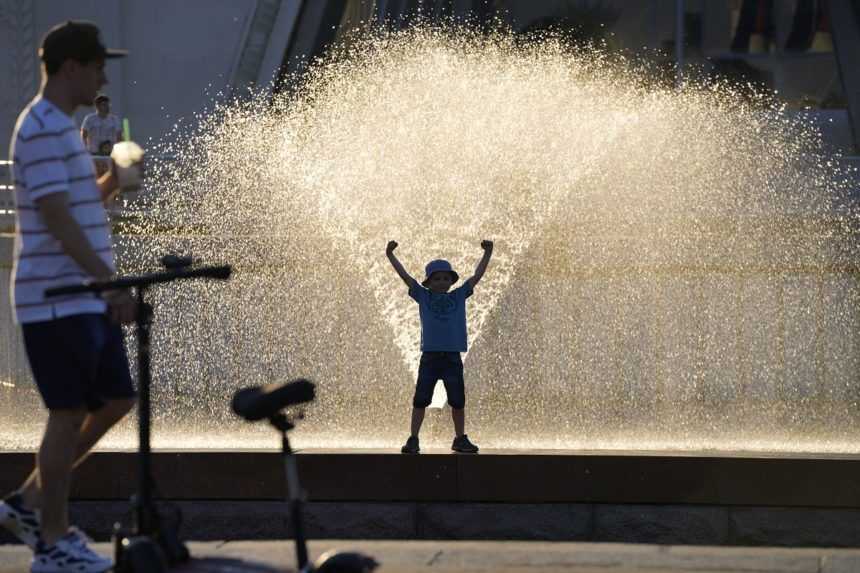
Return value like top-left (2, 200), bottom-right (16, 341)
top-left (2, 1), bottom-right (852, 159)
top-left (0, 0), bottom-right (260, 158)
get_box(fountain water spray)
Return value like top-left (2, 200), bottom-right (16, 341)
top-left (4, 25), bottom-right (856, 451)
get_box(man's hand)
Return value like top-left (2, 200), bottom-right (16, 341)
top-left (103, 289), bottom-right (137, 324)
top-left (110, 141), bottom-right (146, 194)
top-left (386, 240), bottom-right (398, 256)
top-left (481, 240), bottom-right (494, 252)
top-left (110, 154), bottom-right (146, 189)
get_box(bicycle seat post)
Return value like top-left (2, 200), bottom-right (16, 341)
top-left (270, 413), bottom-right (309, 571)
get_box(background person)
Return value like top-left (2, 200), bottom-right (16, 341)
top-left (82, 94), bottom-right (121, 177)
top-left (0, 20), bottom-right (141, 573)
top-left (81, 93), bottom-right (121, 156)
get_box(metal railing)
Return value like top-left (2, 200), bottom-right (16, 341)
top-left (0, 160), bottom-right (13, 211)
top-left (0, 154), bottom-right (171, 230)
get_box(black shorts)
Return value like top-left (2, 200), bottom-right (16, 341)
top-left (412, 351), bottom-right (465, 409)
top-left (22, 313), bottom-right (136, 411)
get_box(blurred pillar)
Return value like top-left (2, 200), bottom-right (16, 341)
top-left (274, 0), bottom-right (349, 95)
top-left (828, 0), bottom-right (860, 153)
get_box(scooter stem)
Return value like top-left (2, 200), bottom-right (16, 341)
top-left (135, 292), bottom-right (157, 535)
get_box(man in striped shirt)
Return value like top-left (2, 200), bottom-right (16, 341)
top-left (0, 21), bottom-right (140, 573)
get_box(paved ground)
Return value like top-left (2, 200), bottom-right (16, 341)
top-left (4, 540), bottom-right (860, 572)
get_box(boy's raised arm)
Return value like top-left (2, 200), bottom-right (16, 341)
top-left (467, 240), bottom-right (494, 288)
top-left (387, 240), bottom-right (416, 288)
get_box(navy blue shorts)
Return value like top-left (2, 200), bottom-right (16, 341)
top-left (412, 351), bottom-right (465, 409)
top-left (22, 313), bottom-right (136, 411)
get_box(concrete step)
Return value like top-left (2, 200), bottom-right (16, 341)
top-left (3, 451), bottom-right (860, 546)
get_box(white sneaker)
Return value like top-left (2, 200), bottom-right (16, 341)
top-left (0, 493), bottom-right (42, 548)
top-left (31, 532), bottom-right (112, 573)
top-left (66, 527), bottom-right (112, 569)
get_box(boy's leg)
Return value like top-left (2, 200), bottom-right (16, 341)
top-left (452, 408), bottom-right (465, 438)
top-left (38, 408), bottom-right (87, 546)
top-left (410, 407), bottom-right (426, 437)
top-left (441, 353), bottom-right (466, 437)
top-left (410, 353), bottom-right (439, 437)
top-left (18, 397), bottom-right (135, 509)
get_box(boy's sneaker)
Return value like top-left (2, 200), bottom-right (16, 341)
top-left (31, 531), bottom-right (112, 573)
top-left (452, 434), bottom-right (479, 453)
top-left (0, 493), bottom-right (41, 548)
top-left (401, 435), bottom-right (420, 454)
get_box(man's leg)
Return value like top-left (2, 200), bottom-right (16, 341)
top-left (37, 408), bottom-right (87, 546)
top-left (18, 398), bottom-right (135, 510)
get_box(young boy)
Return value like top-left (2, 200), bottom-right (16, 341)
top-left (386, 239), bottom-right (494, 454)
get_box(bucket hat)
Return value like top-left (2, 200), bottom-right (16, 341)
top-left (422, 259), bottom-right (459, 287)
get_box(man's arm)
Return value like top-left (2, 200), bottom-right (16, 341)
top-left (80, 115), bottom-right (92, 151)
top-left (96, 166), bottom-right (120, 203)
top-left (38, 193), bottom-right (136, 323)
top-left (386, 240), bottom-right (416, 288)
top-left (37, 193), bottom-right (114, 280)
top-left (466, 240), bottom-right (494, 288)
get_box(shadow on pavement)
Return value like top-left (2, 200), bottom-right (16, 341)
top-left (175, 557), bottom-right (288, 572)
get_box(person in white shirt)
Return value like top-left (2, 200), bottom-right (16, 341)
top-left (0, 21), bottom-right (141, 573)
top-left (81, 94), bottom-right (121, 156)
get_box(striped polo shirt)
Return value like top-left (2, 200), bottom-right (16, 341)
top-left (9, 96), bottom-right (114, 324)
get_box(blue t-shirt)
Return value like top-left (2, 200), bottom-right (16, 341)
top-left (409, 279), bottom-right (474, 352)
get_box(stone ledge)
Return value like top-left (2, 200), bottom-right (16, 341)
top-left (3, 502), bottom-right (860, 548)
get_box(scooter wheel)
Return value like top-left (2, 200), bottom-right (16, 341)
top-left (122, 536), bottom-right (168, 573)
top-left (314, 550), bottom-right (379, 572)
